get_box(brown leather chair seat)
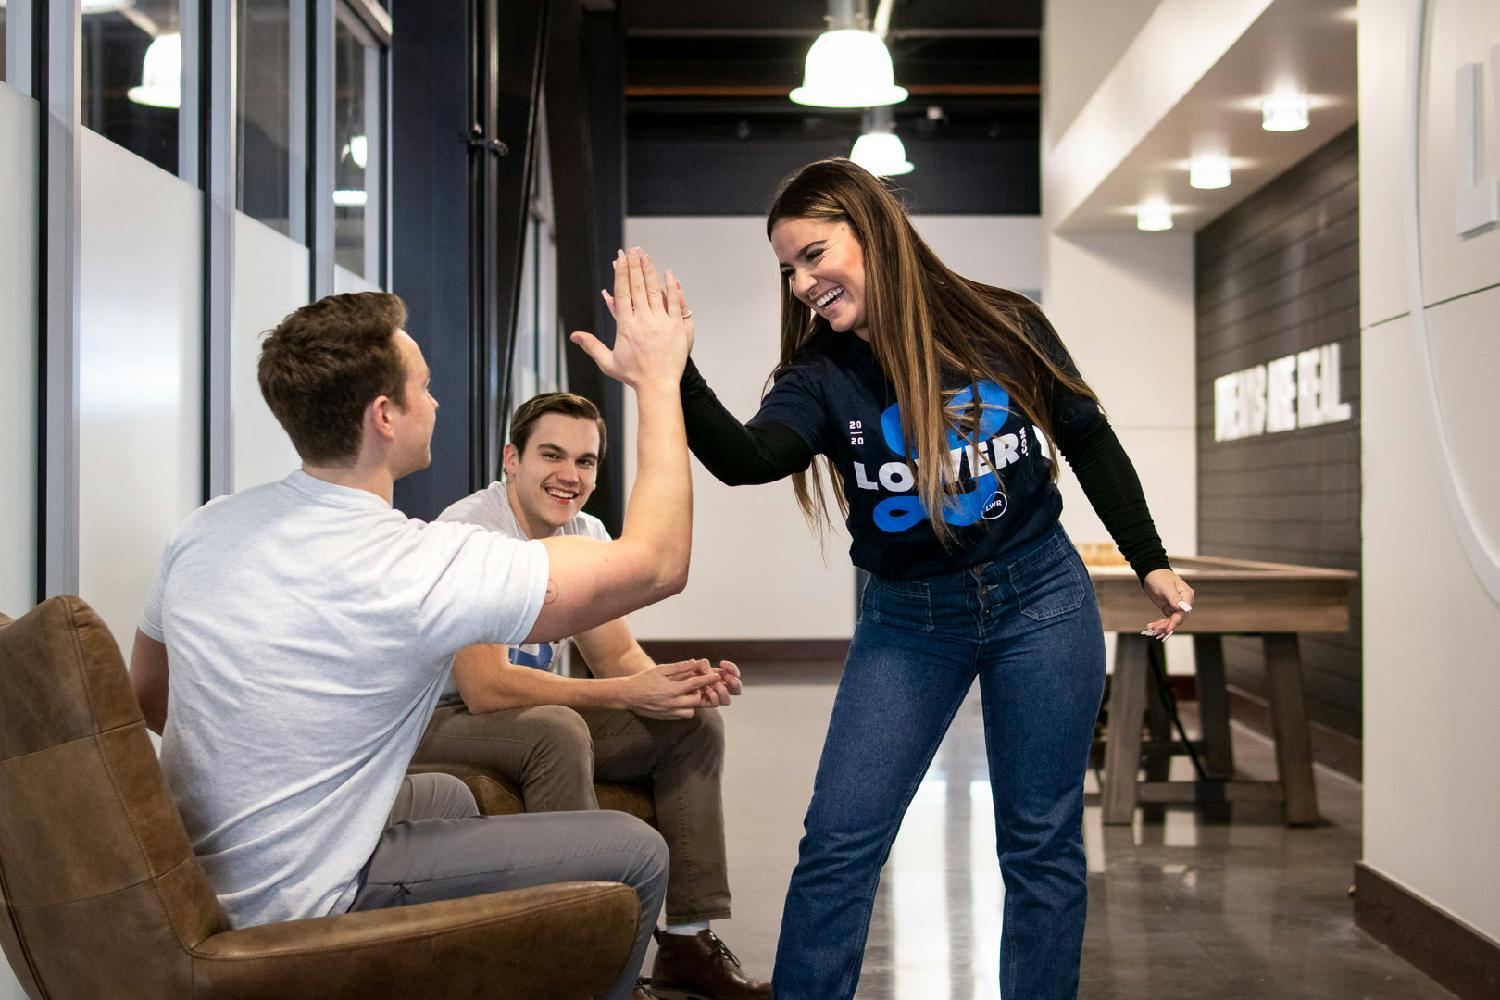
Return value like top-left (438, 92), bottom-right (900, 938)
top-left (0, 597), bottom-right (640, 999)
top-left (406, 761), bottom-right (657, 826)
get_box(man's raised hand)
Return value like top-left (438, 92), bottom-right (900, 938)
top-left (570, 247), bottom-right (691, 391)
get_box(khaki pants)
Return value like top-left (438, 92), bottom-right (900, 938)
top-left (350, 772), bottom-right (666, 1000)
top-left (412, 704), bottom-right (730, 925)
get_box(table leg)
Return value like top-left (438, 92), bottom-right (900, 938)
top-left (1193, 634), bottom-right (1235, 779)
top-left (1103, 633), bottom-right (1150, 825)
top-left (1263, 634), bottom-right (1320, 825)
top-left (1143, 639), bottom-right (1173, 782)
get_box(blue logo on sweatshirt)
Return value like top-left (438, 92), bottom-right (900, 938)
top-left (872, 381), bottom-right (1011, 532)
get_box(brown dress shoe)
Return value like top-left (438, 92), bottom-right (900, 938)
top-left (650, 930), bottom-right (772, 1000)
top-left (631, 985), bottom-right (658, 1000)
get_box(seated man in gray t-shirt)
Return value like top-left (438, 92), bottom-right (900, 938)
top-left (418, 392), bottom-right (771, 1000)
top-left (129, 249), bottom-right (700, 1000)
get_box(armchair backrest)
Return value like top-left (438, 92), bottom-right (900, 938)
top-left (0, 596), bottom-right (228, 998)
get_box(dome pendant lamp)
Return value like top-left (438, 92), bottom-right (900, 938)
top-left (791, 0), bottom-right (907, 109)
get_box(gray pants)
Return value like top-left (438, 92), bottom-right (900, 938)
top-left (350, 772), bottom-right (666, 1000)
top-left (413, 704), bottom-right (730, 924)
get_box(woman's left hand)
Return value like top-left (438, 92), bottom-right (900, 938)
top-left (1140, 568), bottom-right (1195, 641)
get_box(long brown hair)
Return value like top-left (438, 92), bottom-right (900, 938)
top-left (766, 158), bottom-right (1100, 547)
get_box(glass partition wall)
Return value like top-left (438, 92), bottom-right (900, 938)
top-left (507, 104), bottom-right (563, 423)
top-left (82, 0), bottom-right (195, 178)
top-left (238, 0), bottom-right (303, 240)
top-left (333, 3), bottom-right (383, 283)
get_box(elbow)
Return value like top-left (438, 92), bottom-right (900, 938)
top-left (709, 463), bottom-right (776, 488)
top-left (655, 562), bottom-right (690, 601)
top-left (649, 552), bottom-right (691, 602)
top-left (462, 687), bottom-right (519, 715)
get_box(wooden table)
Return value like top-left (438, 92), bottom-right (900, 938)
top-left (1086, 554), bottom-right (1356, 826)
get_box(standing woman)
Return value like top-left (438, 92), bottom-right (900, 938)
top-left (665, 159), bottom-right (1195, 1000)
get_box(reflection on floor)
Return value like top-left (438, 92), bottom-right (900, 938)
top-left (665, 661), bottom-right (1452, 1000)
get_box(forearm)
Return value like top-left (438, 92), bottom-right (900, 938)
top-left (588, 642), bottom-right (656, 679)
top-left (463, 663), bottom-right (632, 714)
top-left (618, 381), bottom-right (693, 593)
top-left (682, 358), bottom-right (813, 485)
top-left (129, 629), bottom-right (170, 735)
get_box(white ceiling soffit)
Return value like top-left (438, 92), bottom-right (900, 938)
top-left (1054, 0), bottom-right (1357, 234)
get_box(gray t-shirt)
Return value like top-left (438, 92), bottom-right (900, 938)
top-left (140, 470), bottom-right (549, 928)
top-left (436, 480), bottom-right (609, 685)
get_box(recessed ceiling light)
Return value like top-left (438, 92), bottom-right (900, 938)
top-left (1137, 200), bottom-right (1173, 232)
top-left (1261, 93), bottom-right (1310, 132)
top-left (1189, 154), bottom-right (1232, 190)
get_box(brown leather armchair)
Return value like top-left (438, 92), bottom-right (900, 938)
top-left (406, 762), bottom-right (657, 825)
top-left (0, 596), bottom-right (639, 999)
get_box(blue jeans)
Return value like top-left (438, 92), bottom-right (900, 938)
top-left (773, 526), bottom-right (1106, 1000)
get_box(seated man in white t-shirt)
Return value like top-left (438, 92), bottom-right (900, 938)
top-left (414, 392), bottom-right (771, 1000)
top-left (128, 249), bottom-right (700, 1000)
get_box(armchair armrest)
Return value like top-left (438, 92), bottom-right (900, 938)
top-left (189, 881), bottom-right (638, 1000)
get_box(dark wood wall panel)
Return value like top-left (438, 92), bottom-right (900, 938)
top-left (1194, 127), bottom-right (1362, 739)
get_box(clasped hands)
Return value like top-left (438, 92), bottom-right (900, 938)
top-left (628, 659), bottom-right (743, 721)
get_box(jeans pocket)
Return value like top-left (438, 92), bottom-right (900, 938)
top-left (865, 578), bottom-right (935, 633)
top-left (1011, 548), bottom-right (1085, 622)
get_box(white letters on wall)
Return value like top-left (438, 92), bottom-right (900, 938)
top-left (1214, 342), bottom-right (1353, 442)
top-left (1456, 45), bottom-right (1500, 237)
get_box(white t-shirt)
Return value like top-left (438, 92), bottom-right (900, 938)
top-left (436, 480), bottom-right (610, 687)
top-left (140, 470), bottom-right (549, 928)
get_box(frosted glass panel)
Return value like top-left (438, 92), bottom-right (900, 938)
top-left (0, 77), bottom-right (39, 620)
top-left (233, 212), bottom-right (308, 489)
top-left (333, 262), bottom-right (379, 294)
top-left (79, 131), bottom-right (203, 655)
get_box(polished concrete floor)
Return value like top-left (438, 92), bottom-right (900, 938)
top-left (657, 660), bottom-right (1453, 999)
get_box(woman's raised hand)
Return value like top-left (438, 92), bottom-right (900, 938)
top-left (570, 247), bottom-right (691, 390)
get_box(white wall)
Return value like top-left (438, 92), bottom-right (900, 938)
top-left (1042, 232), bottom-right (1197, 560)
top-left (621, 217), bottom-right (853, 641)
top-left (1043, 1), bottom-right (1201, 674)
top-left (233, 213), bottom-right (308, 490)
top-left (1041, 0), bottom-right (1163, 147)
top-left (77, 131), bottom-right (203, 657)
top-left (1359, 0), bottom-right (1500, 943)
top-left (620, 216), bottom-right (1044, 642)
top-left (0, 83), bottom-right (38, 621)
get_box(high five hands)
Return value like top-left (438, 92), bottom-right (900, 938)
top-left (570, 247), bottom-right (693, 390)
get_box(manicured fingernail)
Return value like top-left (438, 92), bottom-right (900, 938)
top-left (1178, 601), bottom-right (1193, 612)
top-left (616, 248), bottom-right (625, 259)
top-left (1140, 629), bottom-right (1157, 637)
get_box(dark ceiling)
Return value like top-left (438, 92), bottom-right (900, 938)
top-left (620, 1), bottom-right (1045, 216)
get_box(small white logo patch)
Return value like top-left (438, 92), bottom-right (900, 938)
top-left (981, 490), bottom-right (1008, 520)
